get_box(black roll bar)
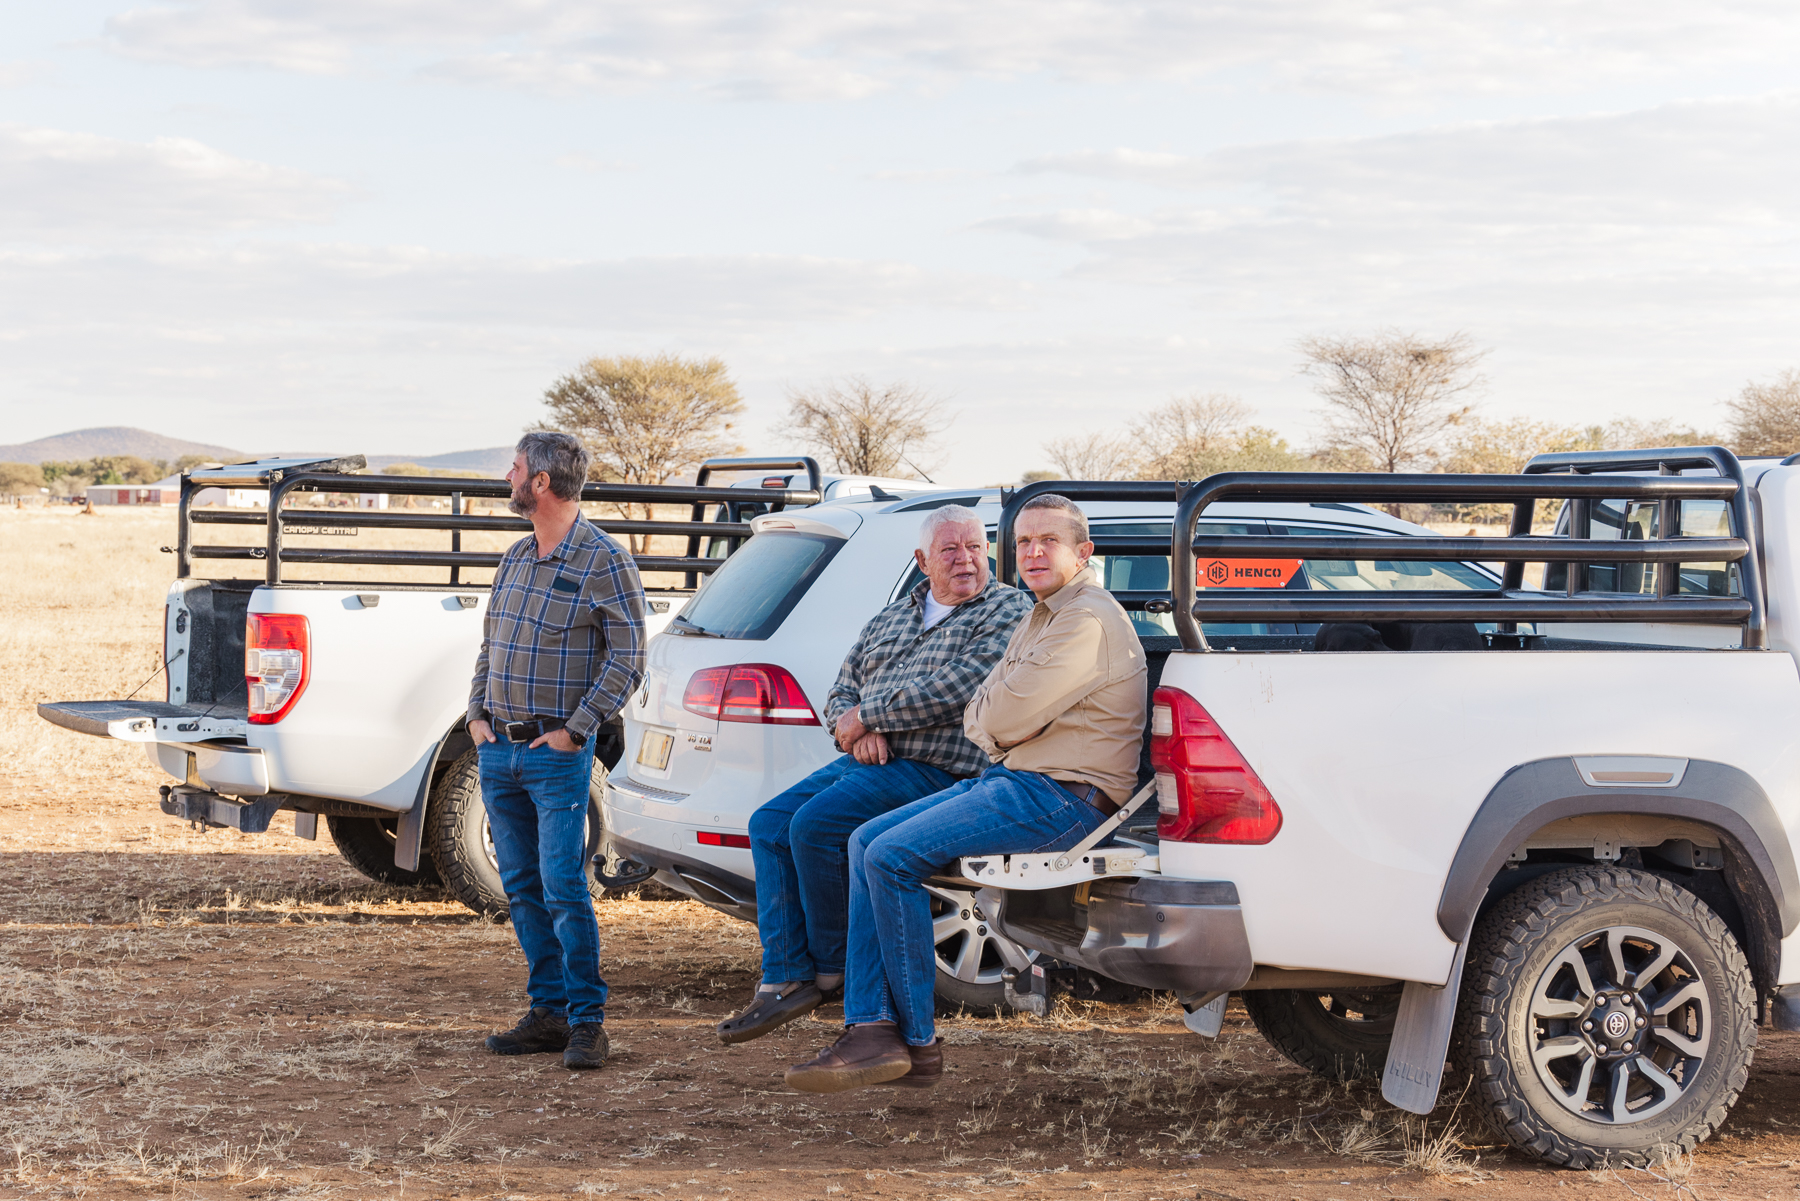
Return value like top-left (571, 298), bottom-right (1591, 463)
top-left (1169, 455), bottom-right (1763, 652)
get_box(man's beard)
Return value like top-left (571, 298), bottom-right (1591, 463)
top-left (507, 482), bottom-right (537, 518)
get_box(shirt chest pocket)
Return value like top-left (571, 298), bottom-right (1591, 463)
top-left (535, 575), bottom-right (589, 636)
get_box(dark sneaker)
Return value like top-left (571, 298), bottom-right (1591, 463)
top-left (784, 1024), bottom-right (912, 1094)
top-left (563, 1022), bottom-right (608, 1070)
top-left (485, 1007), bottom-right (569, 1056)
top-left (881, 1038), bottom-right (942, 1089)
top-left (716, 981), bottom-right (824, 1046)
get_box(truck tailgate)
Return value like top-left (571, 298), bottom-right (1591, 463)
top-left (37, 700), bottom-right (249, 741)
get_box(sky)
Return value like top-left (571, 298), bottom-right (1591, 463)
top-left (2, 1), bottom-right (1797, 483)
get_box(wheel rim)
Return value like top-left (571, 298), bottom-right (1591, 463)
top-left (925, 883), bottom-right (1035, 987)
top-left (478, 807), bottom-right (596, 877)
top-left (1527, 923), bottom-right (1712, 1125)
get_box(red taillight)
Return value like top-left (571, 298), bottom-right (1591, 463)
top-left (246, 613), bottom-right (310, 724)
top-left (682, 666), bottom-right (730, 718)
top-left (1150, 686), bottom-right (1281, 844)
top-left (698, 831), bottom-right (752, 849)
top-left (682, 664), bottom-right (821, 726)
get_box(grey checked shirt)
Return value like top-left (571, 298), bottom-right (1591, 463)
top-left (825, 578), bottom-right (1032, 778)
top-left (468, 515), bottom-right (646, 741)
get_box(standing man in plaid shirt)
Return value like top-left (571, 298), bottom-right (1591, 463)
top-left (468, 431), bottom-right (645, 1071)
top-left (715, 505), bottom-right (1031, 1050)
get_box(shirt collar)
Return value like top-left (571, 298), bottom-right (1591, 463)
top-left (909, 575), bottom-right (1001, 611)
top-left (1038, 564), bottom-right (1098, 614)
top-left (537, 514), bottom-right (594, 564)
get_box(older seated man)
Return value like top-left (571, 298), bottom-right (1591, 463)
top-left (716, 505), bottom-right (1032, 1045)
top-left (784, 493), bottom-right (1147, 1092)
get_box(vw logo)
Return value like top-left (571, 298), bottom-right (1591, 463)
top-left (1602, 1010), bottom-right (1631, 1039)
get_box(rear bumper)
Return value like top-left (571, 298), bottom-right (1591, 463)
top-left (982, 877), bottom-right (1253, 998)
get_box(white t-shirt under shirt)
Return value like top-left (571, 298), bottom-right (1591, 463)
top-left (921, 592), bottom-right (955, 629)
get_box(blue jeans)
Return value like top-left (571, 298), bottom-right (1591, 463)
top-left (747, 754), bottom-right (958, 984)
top-left (477, 738), bottom-right (607, 1025)
top-left (844, 765), bottom-right (1110, 1046)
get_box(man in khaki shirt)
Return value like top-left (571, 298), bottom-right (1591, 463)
top-left (785, 494), bottom-right (1148, 1094)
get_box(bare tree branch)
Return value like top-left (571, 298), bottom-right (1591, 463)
top-left (1040, 430), bottom-right (1142, 480)
top-left (1725, 368), bottom-right (1800, 457)
top-left (1300, 330), bottom-right (1487, 478)
top-left (778, 377), bottom-right (949, 478)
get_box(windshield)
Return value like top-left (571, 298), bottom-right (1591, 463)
top-left (676, 532), bottom-right (842, 640)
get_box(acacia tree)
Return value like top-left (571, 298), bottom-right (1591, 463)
top-left (1300, 330), bottom-right (1487, 478)
top-left (0, 462), bottom-right (42, 497)
top-left (539, 353), bottom-right (745, 550)
top-left (778, 377), bottom-right (948, 478)
top-left (1726, 369), bottom-right (1800, 456)
top-left (1129, 393), bottom-right (1314, 479)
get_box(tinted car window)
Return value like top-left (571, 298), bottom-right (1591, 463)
top-left (1544, 499), bottom-right (1739, 597)
top-left (1270, 523), bottom-right (1494, 591)
top-left (677, 532), bottom-right (842, 640)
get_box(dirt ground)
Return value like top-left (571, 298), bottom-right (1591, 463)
top-left (8, 506), bottom-right (1800, 1199)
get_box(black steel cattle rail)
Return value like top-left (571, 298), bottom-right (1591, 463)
top-left (995, 446), bottom-right (1763, 653)
top-left (176, 454), bottom-right (823, 590)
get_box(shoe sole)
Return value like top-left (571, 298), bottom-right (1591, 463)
top-left (717, 990), bottom-right (823, 1046)
top-left (784, 1056), bottom-right (912, 1094)
top-left (563, 1055), bottom-right (607, 1070)
top-left (485, 1040), bottom-right (568, 1056)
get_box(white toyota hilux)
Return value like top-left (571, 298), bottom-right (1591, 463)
top-left (600, 483), bottom-right (1501, 1013)
top-left (38, 453), bottom-right (918, 919)
top-left (957, 447), bottom-right (1800, 1169)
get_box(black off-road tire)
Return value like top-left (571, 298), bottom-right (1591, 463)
top-left (1452, 865), bottom-right (1756, 1169)
top-left (326, 814), bottom-right (443, 887)
top-left (1240, 986), bottom-right (1402, 1081)
top-left (426, 749), bottom-right (608, 921)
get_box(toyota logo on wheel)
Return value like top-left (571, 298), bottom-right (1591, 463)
top-left (1603, 1010), bottom-right (1630, 1039)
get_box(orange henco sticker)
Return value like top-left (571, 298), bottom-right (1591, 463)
top-left (1197, 558), bottom-right (1303, 588)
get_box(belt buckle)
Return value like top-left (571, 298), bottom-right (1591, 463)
top-left (505, 720), bottom-right (535, 743)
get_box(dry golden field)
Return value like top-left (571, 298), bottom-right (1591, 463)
top-left (7, 504), bottom-right (1800, 1199)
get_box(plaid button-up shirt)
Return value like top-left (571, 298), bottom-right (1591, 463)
top-left (824, 577), bottom-right (1033, 778)
top-left (468, 515), bottom-right (646, 741)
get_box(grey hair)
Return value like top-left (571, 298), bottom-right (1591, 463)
top-left (516, 431), bottom-right (591, 501)
top-left (1019, 493), bottom-right (1089, 543)
top-left (917, 503), bottom-right (984, 552)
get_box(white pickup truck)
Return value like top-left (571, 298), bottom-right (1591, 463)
top-left (959, 446), bottom-right (1800, 1168)
top-left (38, 452), bottom-right (915, 918)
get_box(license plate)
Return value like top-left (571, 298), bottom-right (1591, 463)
top-left (636, 729), bottom-right (673, 770)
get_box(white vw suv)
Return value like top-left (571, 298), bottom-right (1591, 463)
top-left (601, 486), bottom-right (1497, 1010)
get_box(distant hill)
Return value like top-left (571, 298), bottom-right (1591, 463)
top-left (0, 428), bottom-right (515, 478)
top-left (0, 426), bottom-right (244, 465)
top-left (366, 447), bottom-right (514, 477)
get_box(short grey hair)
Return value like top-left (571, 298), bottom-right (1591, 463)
top-left (1019, 493), bottom-right (1089, 543)
top-left (918, 504), bottom-right (984, 552)
top-left (516, 431), bottom-right (590, 501)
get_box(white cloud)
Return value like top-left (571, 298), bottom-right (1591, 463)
top-left (990, 94), bottom-right (1800, 290)
top-left (103, 0), bottom-right (1800, 99)
top-left (0, 125), bottom-right (351, 237)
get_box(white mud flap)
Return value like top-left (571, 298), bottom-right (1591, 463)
top-left (1381, 940), bottom-right (1469, 1115)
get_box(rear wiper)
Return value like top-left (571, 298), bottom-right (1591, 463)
top-left (669, 615), bottom-right (721, 637)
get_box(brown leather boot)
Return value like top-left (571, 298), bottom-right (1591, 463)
top-left (881, 1038), bottom-right (942, 1089)
top-left (784, 1023), bottom-right (912, 1093)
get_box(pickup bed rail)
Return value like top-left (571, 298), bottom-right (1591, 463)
top-left (996, 445), bottom-right (1763, 650)
top-left (176, 453), bottom-right (824, 590)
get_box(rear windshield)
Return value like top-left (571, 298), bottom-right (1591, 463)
top-left (676, 532), bottom-right (842, 640)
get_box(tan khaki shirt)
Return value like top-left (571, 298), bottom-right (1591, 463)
top-left (963, 566), bottom-right (1148, 803)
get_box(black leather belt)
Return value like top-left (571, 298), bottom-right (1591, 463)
top-left (1058, 778), bottom-right (1120, 817)
top-left (503, 716), bottom-right (566, 743)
